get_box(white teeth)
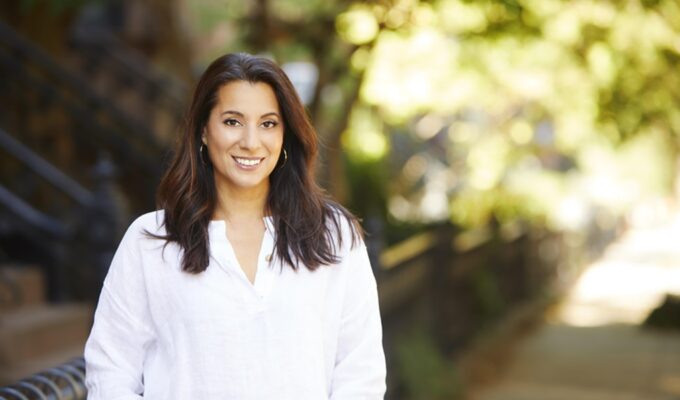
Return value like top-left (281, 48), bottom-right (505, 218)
top-left (234, 157), bottom-right (262, 166)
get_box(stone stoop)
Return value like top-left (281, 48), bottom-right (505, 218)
top-left (0, 344), bottom-right (86, 385)
top-left (0, 265), bottom-right (45, 312)
top-left (0, 264), bottom-right (93, 385)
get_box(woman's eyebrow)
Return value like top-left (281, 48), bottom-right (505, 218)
top-left (221, 110), bottom-right (244, 117)
top-left (261, 112), bottom-right (281, 119)
top-left (220, 110), bottom-right (280, 119)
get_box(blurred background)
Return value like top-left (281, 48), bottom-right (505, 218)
top-left (1, 0), bottom-right (680, 399)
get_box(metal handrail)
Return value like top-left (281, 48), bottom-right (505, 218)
top-left (0, 128), bottom-right (93, 207)
top-left (70, 28), bottom-right (187, 114)
top-left (0, 184), bottom-right (69, 238)
top-left (0, 357), bottom-right (87, 400)
top-left (0, 126), bottom-right (121, 301)
top-left (0, 49), bottom-right (160, 173)
top-left (0, 19), bottom-right (163, 152)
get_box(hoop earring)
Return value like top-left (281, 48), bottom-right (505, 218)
top-left (199, 143), bottom-right (209, 165)
top-left (278, 149), bottom-right (288, 169)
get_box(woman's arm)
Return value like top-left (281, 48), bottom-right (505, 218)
top-left (84, 219), bottom-right (155, 399)
top-left (330, 240), bottom-right (387, 399)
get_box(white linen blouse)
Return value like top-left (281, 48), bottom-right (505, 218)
top-left (84, 211), bottom-right (386, 399)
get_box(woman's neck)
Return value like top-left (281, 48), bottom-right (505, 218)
top-left (212, 182), bottom-right (269, 223)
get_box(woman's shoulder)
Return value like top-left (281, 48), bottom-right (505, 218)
top-left (124, 210), bottom-right (167, 239)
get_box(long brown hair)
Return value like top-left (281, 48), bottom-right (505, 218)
top-left (153, 52), bottom-right (360, 273)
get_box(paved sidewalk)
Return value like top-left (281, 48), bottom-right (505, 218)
top-left (471, 207), bottom-right (680, 400)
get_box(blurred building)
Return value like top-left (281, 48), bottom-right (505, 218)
top-left (0, 0), bottom-right (191, 382)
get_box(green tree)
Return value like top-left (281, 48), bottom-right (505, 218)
top-left (186, 0), bottom-right (680, 233)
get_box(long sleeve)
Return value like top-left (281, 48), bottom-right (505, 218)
top-left (84, 219), bottom-right (156, 399)
top-left (330, 241), bottom-right (387, 399)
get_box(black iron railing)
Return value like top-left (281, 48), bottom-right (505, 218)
top-left (0, 126), bottom-right (121, 301)
top-left (69, 27), bottom-right (187, 121)
top-left (0, 128), bottom-right (93, 208)
top-left (0, 357), bottom-right (86, 400)
top-left (0, 20), bottom-right (163, 154)
top-left (0, 20), bottom-right (164, 210)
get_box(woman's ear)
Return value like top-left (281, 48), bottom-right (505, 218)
top-left (201, 128), bottom-right (208, 145)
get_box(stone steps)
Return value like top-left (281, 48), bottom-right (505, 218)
top-left (0, 264), bottom-right (92, 385)
top-left (0, 303), bottom-right (92, 367)
top-left (0, 344), bottom-right (85, 385)
top-left (0, 265), bottom-right (45, 312)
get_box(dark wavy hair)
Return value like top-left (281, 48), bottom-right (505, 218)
top-left (152, 52), bottom-right (361, 273)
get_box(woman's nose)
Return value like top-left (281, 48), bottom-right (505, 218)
top-left (239, 124), bottom-right (259, 149)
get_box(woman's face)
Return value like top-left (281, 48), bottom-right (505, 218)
top-left (202, 80), bottom-right (284, 196)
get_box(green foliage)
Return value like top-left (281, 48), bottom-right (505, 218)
top-left (348, 0), bottom-right (680, 229)
top-left (472, 267), bottom-right (505, 320)
top-left (187, 0), bottom-right (242, 34)
top-left (395, 327), bottom-right (463, 400)
top-left (185, 0), bottom-right (680, 232)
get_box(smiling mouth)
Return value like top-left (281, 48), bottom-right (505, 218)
top-left (233, 156), bottom-right (264, 167)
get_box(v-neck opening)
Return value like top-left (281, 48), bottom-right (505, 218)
top-left (208, 217), bottom-right (276, 298)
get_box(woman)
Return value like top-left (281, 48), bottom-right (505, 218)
top-left (84, 53), bottom-right (386, 399)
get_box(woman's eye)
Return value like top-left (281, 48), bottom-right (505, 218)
top-left (262, 120), bottom-right (278, 128)
top-left (223, 119), bottom-right (241, 127)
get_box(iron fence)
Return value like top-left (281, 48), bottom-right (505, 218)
top-left (0, 357), bottom-right (86, 400)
